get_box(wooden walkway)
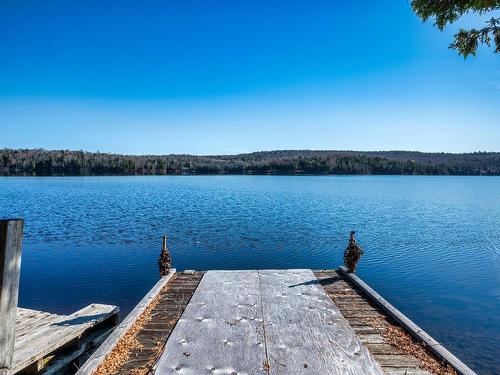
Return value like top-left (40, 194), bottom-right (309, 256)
top-left (12, 304), bottom-right (118, 374)
top-left (78, 269), bottom-right (476, 375)
top-left (155, 269), bottom-right (383, 374)
top-left (1, 219), bottom-right (119, 375)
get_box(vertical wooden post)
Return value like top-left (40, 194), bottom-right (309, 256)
top-left (162, 235), bottom-right (167, 253)
top-left (0, 219), bottom-right (24, 375)
top-left (158, 234), bottom-right (172, 277)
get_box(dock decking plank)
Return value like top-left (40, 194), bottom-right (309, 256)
top-left (259, 269), bottom-right (384, 375)
top-left (154, 270), bottom-right (267, 375)
top-left (15, 307), bottom-right (37, 321)
top-left (15, 311), bottom-right (61, 340)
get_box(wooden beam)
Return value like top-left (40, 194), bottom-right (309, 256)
top-left (0, 219), bottom-right (24, 375)
top-left (338, 266), bottom-right (478, 375)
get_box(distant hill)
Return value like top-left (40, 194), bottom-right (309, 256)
top-left (1, 148), bottom-right (499, 176)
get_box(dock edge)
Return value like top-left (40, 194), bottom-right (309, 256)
top-left (338, 266), bottom-right (478, 375)
top-left (76, 270), bottom-right (176, 375)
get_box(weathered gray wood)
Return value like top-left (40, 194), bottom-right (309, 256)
top-left (42, 326), bottom-right (113, 375)
top-left (15, 311), bottom-right (60, 339)
top-left (154, 271), bottom-right (267, 375)
top-left (351, 326), bottom-right (380, 334)
top-left (373, 354), bottom-right (419, 367)
top-left (382, 368), bottom-right (433, 375)
top-left (154, 270), bottom-right (384, 375)
top-left (339, 266), bottom-right (478, 375)
top-left (356, 333), bottom-right (386, 344)
top-left (364, 343), bottom-right (403, 355)
top-left (12, 303), bottom-right (118, 373)
top-left (0, 219), bottom-right (23, 375)
top-left (259, 269), bottom-right (384, 375)
top-left (77, 270), bottom-right (176, 375)
top-left (15, 308), bottom-right (35, 321)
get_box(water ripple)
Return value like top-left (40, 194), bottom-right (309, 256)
top-left (0, 175), bottom-right (499, 374)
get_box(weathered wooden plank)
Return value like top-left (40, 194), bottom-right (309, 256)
top-left (351, 326), bottom-right (381, 335)
top-left (340, 312), bottom-right (384, 319)
top-left (15, 312), bottom-right (60, 339)
top-left (381, 368), bottom-right (433, 375)
top-left (346, 318), bottom-right (385, 327)
top-left (364, 343), bottom-right (402, 356)
top-left (336, 303), bottom-right (380, 312)
top-left (76, 270), bottom-right (176, 375)
top-left (154, 271), bottom-right (267, 375)
top-left (14, 305), bottom-right (112, 350)
top-left (259, 269), bottom-right (384, 375)
top-left (12, 303), bottom-right (118, 373)
top-left (15, 307), bottom-right (36, 321)
top-left (18, 312), bottom-right (59, 327)
top-left (356, 333), bottom-right (386, 344)
top-left (42, 327), bottom-right (113, 375)
top-left (339, 266), bottom-right (478, 375)
top-left (373, 354), bottom-right (420, 367)
top-left (15, 310), bottom-right (50, 327)
top-left (0, 219), bottom-right (24, 375)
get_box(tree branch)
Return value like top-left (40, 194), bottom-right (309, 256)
top-left (411, 1), bottom-right (500, 57)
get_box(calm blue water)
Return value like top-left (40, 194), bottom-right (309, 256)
top-left (0, 176), bottom-right (498, 374)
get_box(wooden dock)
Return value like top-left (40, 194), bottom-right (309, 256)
top-left (12, 304), bottom-right (118, 374)
top-left (76, 268), bottom-right (477, 375)
top-left (0, 220), bottom-right (480, 375)
top-left (155, 269), bottom-right (383, 374)
top-left (1, 219), bottom-right (119, 375)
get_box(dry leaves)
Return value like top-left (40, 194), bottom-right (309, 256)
top-left (359, 315), bottom-right (457, 375)
top-left (384, 325), bottom-right (457, 375)
top-left (94, 285), bottom-right (171, 375)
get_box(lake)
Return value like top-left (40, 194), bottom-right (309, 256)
top-left (0, 176), bottom-right (498, 374)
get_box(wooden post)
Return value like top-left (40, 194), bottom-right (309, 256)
top-left (343, 231), bottom-right (363, 273)
top-left (158, 234), bottom-right (172, 277)
top-left (162, 235), bottom-right (167, 253)
top-left (0, 219), bottom-right (24, 375)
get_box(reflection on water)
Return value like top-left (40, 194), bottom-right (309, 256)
top-left (0, 176), bottom-right (498, 374)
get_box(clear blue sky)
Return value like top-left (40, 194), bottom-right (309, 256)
top-left (1, 1), bottom-right (499, 154)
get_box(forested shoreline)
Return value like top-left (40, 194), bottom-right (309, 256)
top-left (1, 149), bottom-right (499, 176)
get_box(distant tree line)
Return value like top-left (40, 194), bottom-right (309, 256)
top-left (1, 149), bottom-right (499, 176)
